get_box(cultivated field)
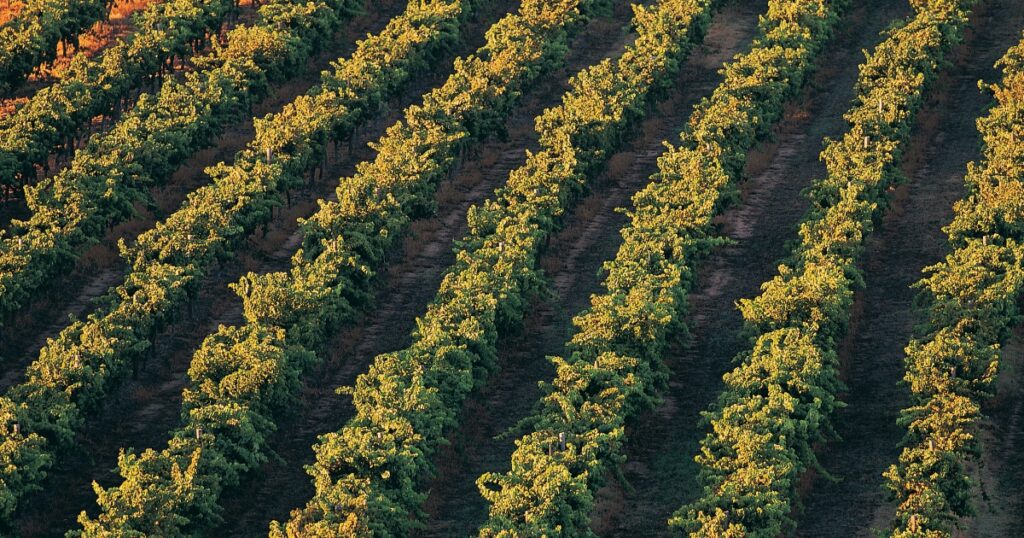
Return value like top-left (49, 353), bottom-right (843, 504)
top-left (0, 0), bottom-right (1022, 536)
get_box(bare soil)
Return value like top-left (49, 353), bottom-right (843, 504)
top-left (969, 323), bottom-right (1024, 537)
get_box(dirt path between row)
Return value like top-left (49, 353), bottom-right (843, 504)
top-left (970, 324), bottom-right (1024, 536)
top-left (798, 1), bottom-right (1024, 535)
top-left (581, 0), bottom-right (912, 535)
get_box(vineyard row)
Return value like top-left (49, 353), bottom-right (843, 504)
top-left (0, 0), bottom-right (364, 522)
top-left (0, 0), bottom-right (363, 323)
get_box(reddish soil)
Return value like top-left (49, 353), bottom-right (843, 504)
top-left (415, 2), bottom-right (766, 535)
top-left (581, 0), bottom-right (913, 536)
top-left (45, 0), bottom-right (157, 78)
top-left (798, 1), bottom-right (1024, 536)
